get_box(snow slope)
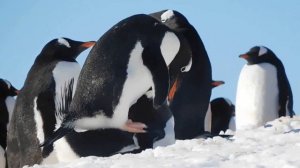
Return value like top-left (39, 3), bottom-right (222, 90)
top-left (29, 116), bottom-right (300, 168)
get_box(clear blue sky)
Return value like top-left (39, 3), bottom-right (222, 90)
top-left (0, 1), bottom-right (299, 114)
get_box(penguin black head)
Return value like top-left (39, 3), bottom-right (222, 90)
top-left (37, 38), bottom-right (96, 62)
top-left (0, 79), bottom-right (19, 97)
top-left (150, 10), bottom-right (190, 32)
top-left (239, 46), bottom-right (278, 65)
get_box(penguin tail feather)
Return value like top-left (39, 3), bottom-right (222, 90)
top-left (40, 126), bottom-right (73, 148)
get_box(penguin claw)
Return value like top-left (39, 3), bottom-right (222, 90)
top-left (122, 120), bottom-right (147, 133)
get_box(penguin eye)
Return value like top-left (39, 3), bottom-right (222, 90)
top-left (57, 38), bottom-right (71, 48)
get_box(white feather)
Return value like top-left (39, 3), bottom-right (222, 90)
top-left (0, 146), bottom-right (5, 168)
top-left (33, 97), bottom-right (44, 143)
top-left (5, 96), bottom-right (15, 128)
top-left (181, 57), bottom-right (192, 72)
top-left (153, 117), bottom-right (175, 148)
top-left (204, 104), bottom-right (212, 132)
top-left (258, 46), bottom-right (268, 56)
top-left (161, 10), bottom-right (174, 22)
top-left (57, 38), bottom-right (71, 48)
top-left (235, 63), bottom-right (279, 130)
top-left (228, 116), bottom-right (236, 131)
top-left (160, 31), bottom-right (180, 66)
top-left (52, 61), bottom-right (81, 127)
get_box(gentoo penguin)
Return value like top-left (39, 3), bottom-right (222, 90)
top-left (236, 46), bottom-right (294, 130)
top-left (6, 38), bottom-right (95, 168)
top-left (41, 14), bottom-right (180, 148)
top-left (150, 10), bottom-right (212, 140)
top-left (205, 97), bottom-right (235, 134)
top-left (0, 79), bottom-right (18, 168)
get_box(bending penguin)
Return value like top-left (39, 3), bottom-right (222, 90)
top-left (6, 38), bottom-right (95, 168)
top-left (150, 10), bottom-right (212, 139)
top-left (236, 46), bottom-right (295, 130)
top-left (42, 14), bottom-right (180, 148)
top-left (0, 79), bottom-right (18, 168)
top-left (205, 97), bottom-right (236, 134)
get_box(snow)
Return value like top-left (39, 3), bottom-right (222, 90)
top-left (28, 116), bottom-right (300, 168)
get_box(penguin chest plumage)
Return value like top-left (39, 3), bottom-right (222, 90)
top-left (236, 63), bottom-right (279, 129)
top-left (5, 96), bottom-right (15, 127)
top-left (52, 61), bottom-right (81, 124)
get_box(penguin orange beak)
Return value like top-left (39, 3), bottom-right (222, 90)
top-left (239, 54), bottom-right (249, 59)
top-left (80, 41), bottom-right (96, 48)
top-left (211, 81), bottom-right (225, 87)
top-left (15, 90), bottom-right (20, 95)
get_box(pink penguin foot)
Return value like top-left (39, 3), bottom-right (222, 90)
top-left (121, 119), bottom-right (147, 133)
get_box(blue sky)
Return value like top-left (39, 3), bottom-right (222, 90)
top-left (0, 1), bottom-right (299, 114)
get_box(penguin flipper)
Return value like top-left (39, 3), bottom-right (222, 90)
top-left (40, 126), bottom-right (73, 148)
top-left (277, 65), bottom-right (294, 117)
top-left (142, 46), bottom-right (169, 109)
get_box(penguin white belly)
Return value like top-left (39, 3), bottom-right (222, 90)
top-left (45, 61), bottom-right (81, 162)
top-left (204, 104), bottom-right (212, 132)
top-left (0, 146), bottom-right (5, 168)
top-left (5, 96), bottom-right (15, 128)
top-left (153, 116), bottom-right (175, 148)
top-left (52, 61), bottom-right (81, 126)
top-left (236, 63), bottom-right (279, 130)
top-left (228, 116), bottom-right (236, 131)
top-left (75, 41), bottom-right (153, 129)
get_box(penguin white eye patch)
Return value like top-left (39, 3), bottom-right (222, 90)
top-left (57, 38), bottom-right (71, 48)
top-left (161, 10), bottom-right (175, 22)
top-left (258, 46), bottom-right (267, 56)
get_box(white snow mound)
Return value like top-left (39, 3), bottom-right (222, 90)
top-left (29, 116), bottom-right (300, 168)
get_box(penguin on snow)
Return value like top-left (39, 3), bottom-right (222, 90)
top-left (41, 14), bottom-right (180, 148)
top-left (0, 79), bottom-right (18, 168)
top-left (236, 46), bottom-right (294, 130)
top-left (150, 10), bottom-right (213, 140)
top-left (205, 97), bottom-right (236, 134)
top-left (6, 38), bottom-right (95, 167)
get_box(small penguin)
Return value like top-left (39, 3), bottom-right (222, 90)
top-left (0, 79), bottom-right (18, 168)
top-left (6, 38), bottom-right (95, 168)
top-left (205, 97), bottom-right (235, 134)
top-left (150, 10), bottom-right (212, 140)
top-left (42, 14), bottom-right (180, 148)
top-left (236, 46), bottom-right (294, 130)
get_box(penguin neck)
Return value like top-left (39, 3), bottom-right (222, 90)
top-left (182, 25), bottom-right (212, 77)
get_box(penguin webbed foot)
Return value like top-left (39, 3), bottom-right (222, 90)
top-left (39, 126), bottom-right (74, 148)
top-left (121, 119), bottom-right (147, 133)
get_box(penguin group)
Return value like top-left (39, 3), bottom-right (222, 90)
top-left (0, 9), bottom-right (294, 168)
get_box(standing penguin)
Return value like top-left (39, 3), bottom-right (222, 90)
top-left (41, 14), bottom-right (180, 147)
top-left (6, 38), bottom-right (95, 168)
top-left (150, 10), bottom-right (212, 139)
top-left (0, 79), bottom-right (18, 168)
top-left (236, 46), bottom-right (294, 130)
